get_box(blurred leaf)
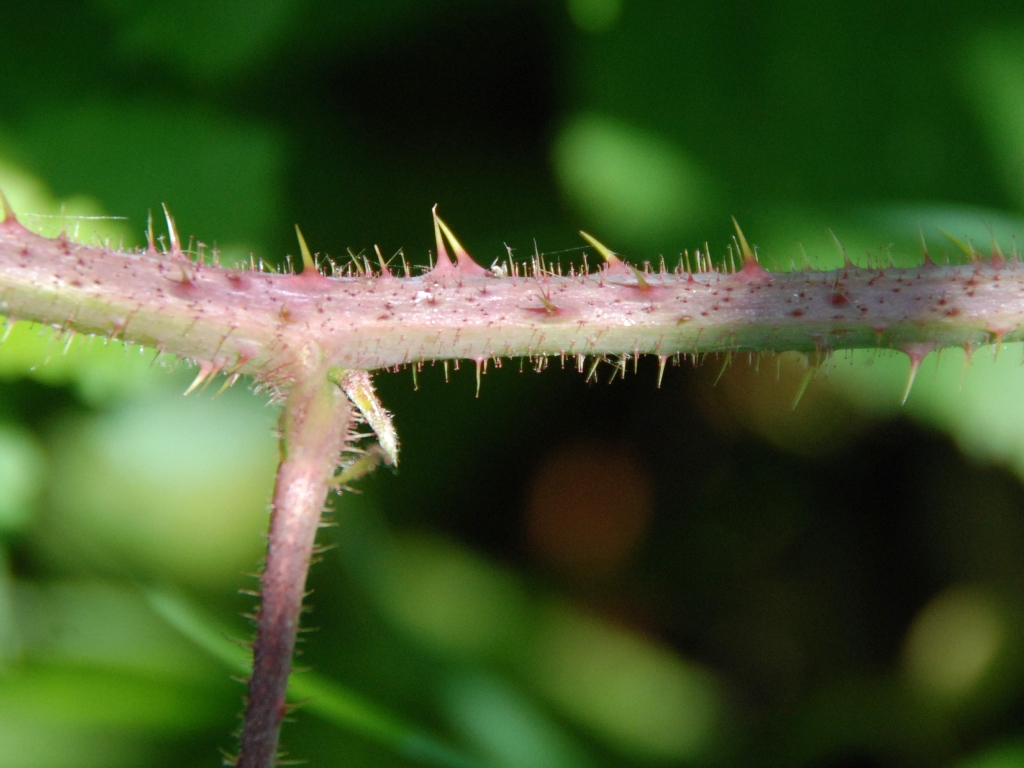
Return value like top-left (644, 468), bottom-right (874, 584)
top-left (862, 204), bottom-right (1024, 258)
top-left (0, 425), bottom-right (45, 535)
top-left (0, 718), bottom-right (151, 768)
top-left (956, 740), bottom-right (1024, 768)
top-left (783, 676), bottom-right (950, 765)
top-left (12, 581), bottom-right (222, 682)
top-left (963, 28), bottom-right (1024, 211)
top-left (0, 664), bottom-right (225, 732)
top-left (566, 0), bottom-right (621, 34)
top-left (528, 599), bottom-right (724, 761)
top-left (0, 580), bottom-right (232, 767)
top-left (12, 102), bottom-right (284, 252)
top-left (146, 588), bottom-right (484, 768)
top-left (0, 155), bottom-right (132, 244)
top-left (442, 673), bottom-right (593, 768)
top-left (0, 551), bottom-right (17, 666)
top-left (0, 320), bottom-right (172, 406)
top-left (40, 388), bottom-right (278, 588)
top-left (902, 585), bottom-right (1007, 703)
top-left (552, 113), bottom-right (717, 246)
top-left (825, 343), bottom-right (1024, 483)
top-left (371, 533), bottom-right (529, 661)
top-left (94, 0), bottom-right (300, 81)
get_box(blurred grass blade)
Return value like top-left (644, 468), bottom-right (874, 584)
top-left (144, 588), bottom-right (483, 768)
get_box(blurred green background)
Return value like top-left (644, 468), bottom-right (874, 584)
top-left (3, 1), bottom-right (1024, 766)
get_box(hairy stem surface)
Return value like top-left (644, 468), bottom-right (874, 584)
top-left (2, 219), bottom-right (1024, 382)
top-left (238, 372), bottom-right (353, 768)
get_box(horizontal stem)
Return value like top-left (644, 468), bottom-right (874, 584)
top-left (0, 220), bottom-right (1021, 382)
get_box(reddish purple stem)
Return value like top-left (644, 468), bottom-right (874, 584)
top-left (237, 374), bottom-right (352, 768)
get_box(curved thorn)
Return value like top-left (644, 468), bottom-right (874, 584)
top-left (918, 225), bottom-right (931, 265)
top-left (295, 225), bottom-right (316, 274)
top-left (162, 203), bottom-right (181, 255)
top-left (146, 209), bottom-right (157, 253)
top-left (732, 216), bottom-right (755, 263)
top-left (0, 187), bottom-right (20, 228)
top-left (990, 231), bottom-right (1006, 263)
top-left (828, 228), bottom-right (852, 269)
top-left (732, 217), bottom-right (770, 279)
top-left (373, 245), bottom-right (391, 277)
top-left (183, 361), bottom-right (214, 396)
top-left (900, 345), bottom-right (933, 404)
top-left (902, 357), bottom-right (920, 405)
top-left (198, 362), bottom-right (225, 394)
top-left (940, 229), bottom-right (978, 262)
top-left (579, 231), bottom-right (628, 274)
top-left (436, 213), bottom-right (487, 275)
top-left (791, 362), bottom-right (816, 410)
top-left (628, 264), bottom-right (650, 290)
top-left (430, 205), bottom-right (455, 273)
top-left (713, 352), bottom-right (732, 385)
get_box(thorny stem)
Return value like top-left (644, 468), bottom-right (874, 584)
top-left (3, 216), bottom-right (1024, 380)
top-left (3, 204), bottom-right (1024, 767)
top-left (237, 371), bottom-right (353, 768)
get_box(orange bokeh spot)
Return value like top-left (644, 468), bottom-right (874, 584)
top-left (525, 442), bottom-right (653, 579)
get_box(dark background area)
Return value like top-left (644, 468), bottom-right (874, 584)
top-left (1, 2), bottom-right (1024, 767)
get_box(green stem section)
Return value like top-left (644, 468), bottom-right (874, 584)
top-left (237, 370), bottom-right (352, 768)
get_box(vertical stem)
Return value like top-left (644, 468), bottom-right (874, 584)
top-left (237, 372), bottom-right (352, 768)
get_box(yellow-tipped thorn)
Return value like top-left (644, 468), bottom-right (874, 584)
top-left (732, 216), bottom-right (755, 263)
top-left (656, 355), bottom-right (668, 388)
top-left (791, 361), bottom-right (815, 410)
top-left (731, 217), bottom-right (770, 279)
top-left (628, 264), bottom-right (650, 290)
top-left (902, 359), bottom-right (920, 405)
top-left (533, 290), bottom-right (559, 315)
top-left (991, 233), bottom-right (1006, 263)
top-left (899, 345), bottom-right (933, 404)
top-left (374, 245), bottom-right (391, 277)
top-left (146, 209), bottom-right (156, 253)
top-left (828, 228), bottom-right (853, 269)
top-left (436, 213), bottom-right (487, 275)
top-left (713, 352), bottom-right (732, 386)
top-left (918, 225), bottom-right (931, 265)
top-left (0, 187), bottom-right (19, 227)
top-left (161, 203), bottom-right (180, 254)
top-left (940, 229), bottom-right (978, 262)
top-left (183, 361), bottom-right (214, 396)
top-left (215, 373), bottom-right (240, 397)
top-left (198, 363), bottom-right (224, 395)
top-left (295, 225), bottom-right (317, 274)
top-left (431, 205), bottom-right (455, 272)
top-left (580, 231), bottom-right (627, 273)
